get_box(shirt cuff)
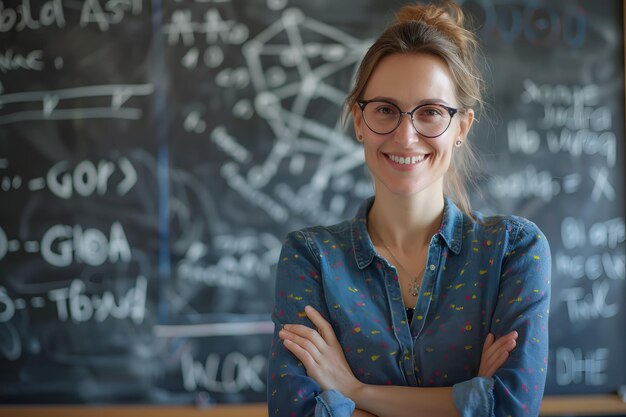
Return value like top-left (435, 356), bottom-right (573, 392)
top-left (452, 376), bottom-right (495, 417)
top-left (314, 389), bottom-right (356, 417)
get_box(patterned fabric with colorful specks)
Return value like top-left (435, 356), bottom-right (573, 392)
top-left (268, 197), bottom-right (551, 417)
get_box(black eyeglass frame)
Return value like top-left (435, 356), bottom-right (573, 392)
top-left (357, 99), bottom-right (459, 138)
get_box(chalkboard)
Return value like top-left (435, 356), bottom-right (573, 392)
top-left (0, 0), bottom-right (624, 405)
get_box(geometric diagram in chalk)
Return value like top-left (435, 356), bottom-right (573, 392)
top-left (242, 8), bottom-right (370, 190)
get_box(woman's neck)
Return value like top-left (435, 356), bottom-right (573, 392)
top-left (367, 189), bottom-right (445, 251)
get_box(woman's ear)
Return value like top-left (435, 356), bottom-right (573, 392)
top-left (458, 108), bottom-right (474, 141)
top-left (352, 104), bottom-right (363, 141)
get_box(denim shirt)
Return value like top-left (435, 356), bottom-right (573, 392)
top-left (268, 197), bottom-right (551, 417)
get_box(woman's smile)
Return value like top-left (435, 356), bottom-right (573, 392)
top-left (383, 152), bottom-right (430, 170)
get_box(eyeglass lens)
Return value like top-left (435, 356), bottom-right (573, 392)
top-left (361, 101), bottom-right (453, 137)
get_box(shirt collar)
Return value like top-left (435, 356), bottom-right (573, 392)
top-left (350, 197), bottom-right (377, 269)
top-left (350, 196), bottom-right (464, 269)
top-left (438, 197), bottom-right (464, 255)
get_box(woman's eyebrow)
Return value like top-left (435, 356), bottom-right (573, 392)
top-left (366, 96), bottom-right (453, 107)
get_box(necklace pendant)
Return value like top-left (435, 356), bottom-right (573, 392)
top-left (409, 280), bottom-right (420, 297)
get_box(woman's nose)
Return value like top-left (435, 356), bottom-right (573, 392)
top-left (393, 113), bottom-right (420, 145)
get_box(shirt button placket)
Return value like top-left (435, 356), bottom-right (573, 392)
top-left (403, 349), bottom-right (413, 376)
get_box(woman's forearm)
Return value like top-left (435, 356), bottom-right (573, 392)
top-left (350, 384), bottom-right (461, 417)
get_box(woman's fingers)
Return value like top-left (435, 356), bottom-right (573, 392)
top-left (484, 350), bottom-right (510, 377)
top-left (282, 338), bottom-right (317, 369)
top-left (481, 333), bottom-right (495, 356)
top-left (304, 305), bottom-right (338, 345)
top-left (279, 326), bottom-right (323, 360)
top-left (479, 331), bottom-right (518, 377)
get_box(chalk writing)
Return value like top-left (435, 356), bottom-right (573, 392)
top-left (521, 79), bottom-right (599, 107)
top-left (0, 0), bottom-right (65, 32)
top-left (181, 351), bottom-right (266, 394)
top-left (590, 167), bottom-right (616, 202)
top-left (0, 226), bottom-right (6, 261)
top-left (555, 252), bottom-right (625, 282)
top-left (0, 286), bottom-right (15, 323)
top-left (40, 222), bottom-right (131, 267)
top-left (509, 80), bottom-right (616, 167)
top-left (210, 126), bottom-right (252, 164)
top-left (0, 84), bottom-right (154, 125)
top-left (546, 129), bottom-right (616, 168)
top-left (176, 237), bottom-right (279, 289)
top-left (47, 275), bottom-right (147, 324)
top-left (458, 1), bottom-right (587, 47)
top-left (556, 347), bottom-right (609, 386)
top-left (561, 217), bottom-right (625, 250)
top-left (40, 157), bottom-right (137, 198)
top-left (487, 165), bottom-right (559, 202)
top-left (79, 0), bottom-right (142, 31)
top-left (165, 8), bottom-right (249, 46)
top-left (0, 49), bottom-right (44, 72)
top-left (560, 280), bottom-right (620, 323)
top-left (220, 162), bottom-right (288, 223)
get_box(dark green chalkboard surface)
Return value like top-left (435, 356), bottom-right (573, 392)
top-left (0, 0), bottom-right (624, 404)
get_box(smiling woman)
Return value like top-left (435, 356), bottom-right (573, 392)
top-left (267, 1), bottom-right (551, 417)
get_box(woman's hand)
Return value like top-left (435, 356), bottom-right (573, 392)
top-left (279, 305), bottom-right (362, 398)
top-left (478, 331), bottom-right (518, 377)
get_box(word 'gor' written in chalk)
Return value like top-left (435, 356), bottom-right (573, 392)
top-left (0, 157), bottom-right (137, 197)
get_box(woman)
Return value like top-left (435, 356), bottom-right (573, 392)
top-left (268, 1), bottom-right (551, 416)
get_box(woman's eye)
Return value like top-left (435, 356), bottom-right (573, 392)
top-left (419, 106), bottom-right (444, 117)
top-left (376, 106), bottom-right (397, 115)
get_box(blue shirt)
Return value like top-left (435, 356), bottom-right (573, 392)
top-left (268, 197), bottom-right (551, 417)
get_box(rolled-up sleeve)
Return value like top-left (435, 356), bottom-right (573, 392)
top-left (267, 231), bottom-right (354, 417)
top-left (315, 389), bottom-right (356, 417)
top-left (453, 220), bottom-right (552, 417)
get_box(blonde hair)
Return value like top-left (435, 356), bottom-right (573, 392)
top-left (344, 0), bottom-right (484, 220)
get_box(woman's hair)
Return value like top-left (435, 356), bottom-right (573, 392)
top-left (344, 0), bottom-right (484, 219)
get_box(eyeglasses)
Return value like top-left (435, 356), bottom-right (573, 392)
top-left (357, 99), bottom-right (458, 138)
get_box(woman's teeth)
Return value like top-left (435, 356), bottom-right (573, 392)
top-left (388, 154), bottom-right (425, 165)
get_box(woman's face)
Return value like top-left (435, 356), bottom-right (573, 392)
top-left (353, 53), bottom-right (473, 198)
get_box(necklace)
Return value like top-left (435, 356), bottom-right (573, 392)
top-left (371, 226), bottom-right (421, 297)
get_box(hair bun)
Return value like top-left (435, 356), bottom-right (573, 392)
top-left (394, 0), bottom-right (474, 57)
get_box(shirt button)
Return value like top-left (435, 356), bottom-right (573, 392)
top-left (429, 264), bottom-right (436, 271)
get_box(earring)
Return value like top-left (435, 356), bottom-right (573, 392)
top-left (455, 140), bottom-right (463, 147)
top-left (357, 135), bottom-right (363, 142)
